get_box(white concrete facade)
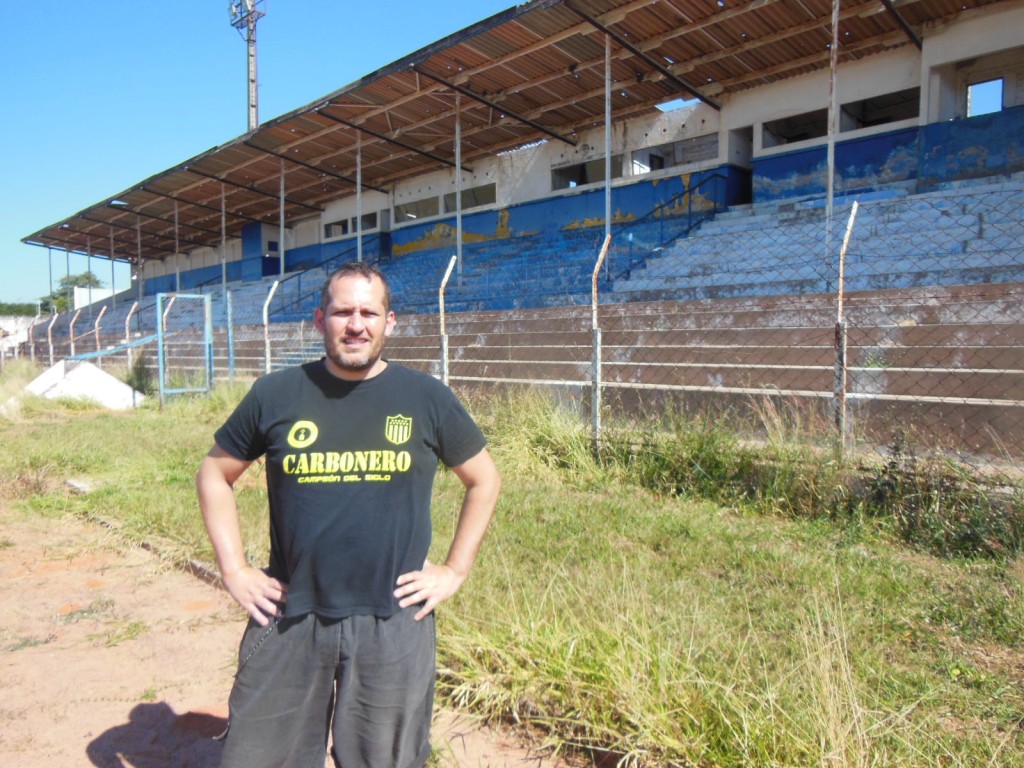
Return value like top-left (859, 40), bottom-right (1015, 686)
top-left (149, 2), bottom-right (1024, 278)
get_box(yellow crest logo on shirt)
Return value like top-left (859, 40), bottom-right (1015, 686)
top-left (384, 415), bottom-right (412, 446)
top-left (287, 420), bottom-right (319, 449)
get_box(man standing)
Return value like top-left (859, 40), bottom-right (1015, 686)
top-left (196, 262), bottom-right (500, 768)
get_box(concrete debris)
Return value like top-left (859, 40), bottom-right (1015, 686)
top-left (18, 360), bottom-right (145, 411)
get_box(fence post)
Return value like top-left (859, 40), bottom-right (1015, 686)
top-left (204, 294), bottom-right (215, 389)
top-left (591, 234), bottom-right (611, 453)
top-left (156, 296), bottom-right (167, 409)
top-left (263, 281), bottom-right (280, 374)
top-left (162, 297), bottom-right (176, 333)
top-left (27, 315), bottom-right (39, 363)
top-left (439, 255), bottom-right (457, 386)
top-left (834, 319), bottom-right (847, 445)
top-left (69, 309), bottom-right (82, 358)
top-left (833, 201), bottom-right (859, 452)
top-left (93, 306), bottom-right (108, 368)
top-left (227, 290), bottom-right (235, 380)
top-left (124, 301), bottom-right (139, 369)
top-left (47, 313), bottom-right (58, 367)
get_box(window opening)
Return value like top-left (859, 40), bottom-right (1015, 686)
top-left (631, 134), bottom-right (718, 174)
top-left (551, 155), bottom-right (623, 191)
top-left (351, 212), bottom-right (378, 232)
top-left (443, 183), bottom-right (496, 213)
top-left (395, 196), bottom-right (440, 222)
top-left (967, 79), bottom-right (1003, 117)
top-left (324, 220), bottom-right (349, 239)
top-left (841, 88), bottom-right (919, 130)
top-left (762, 109), bottom-right (828, 147)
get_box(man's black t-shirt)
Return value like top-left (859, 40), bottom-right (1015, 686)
top-left (214, 360), bottom-right (487, 619)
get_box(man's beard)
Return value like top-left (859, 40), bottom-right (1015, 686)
top-left (323, 334), bottom-right (384, 373)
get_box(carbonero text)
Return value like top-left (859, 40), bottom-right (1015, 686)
top-left (283, 450), bottom-right (412, 476)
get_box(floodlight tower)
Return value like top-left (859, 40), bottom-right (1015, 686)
top-left (229, 0), bottom-right (265, 132)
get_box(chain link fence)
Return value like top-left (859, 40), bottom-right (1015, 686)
top-left (17, 183), bottom-right (1024, 462)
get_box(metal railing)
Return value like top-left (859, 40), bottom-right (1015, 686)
top-left (18, 182), bottom-right (1024, 460)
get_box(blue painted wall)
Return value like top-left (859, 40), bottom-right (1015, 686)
top-left (389, 166), bottom-right (747, 257)
top-left (283, 233), bottom-right (385, 273)
top-left (182, 265), bottom-right (222, 290)
top-left (144, 261), bottom-right (242, 295)
top-left (753, 128), bottom-right (919, 202)
top-left (143, 106), bottom-right (1022, 298)
top-left (240, 222), bottom-right (264, 282)
top-left (919, 105), bottom-right (1024, 189)
top-left (142, 237), bottom-right (388, 297)
top-left (752, 107), bottom-right (1024, 203)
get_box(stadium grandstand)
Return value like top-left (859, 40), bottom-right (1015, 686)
top-left (18, 0), bottom-right (1024, 458)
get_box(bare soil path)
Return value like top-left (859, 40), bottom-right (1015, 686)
top-left (0, 506), bottom-right (568, 768)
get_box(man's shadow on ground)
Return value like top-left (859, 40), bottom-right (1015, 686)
top-left (86, 702), bottom-right (226, 768)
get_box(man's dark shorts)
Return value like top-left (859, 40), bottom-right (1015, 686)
top-left (219, 606), bottom-right (435, 768)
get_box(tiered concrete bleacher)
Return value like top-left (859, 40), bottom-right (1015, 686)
top-left (56, 175), bottom-right (1024, 347)
top-left (609, 178), bottom-right (1024, 302)
top-left (379, 280), bottom-right (1023, 455)
top-left (265, 228), bottom-right (607, 321)
top-left (414, 229), bottom-right (605, 313)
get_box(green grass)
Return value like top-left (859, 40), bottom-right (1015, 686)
top-left (1, 369), bottom-right (1022, 766)
top-left (596, 400), bottom-right (1024, 560)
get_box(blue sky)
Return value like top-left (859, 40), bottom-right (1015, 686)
top-left (0, 0), bottom-right (514, 306)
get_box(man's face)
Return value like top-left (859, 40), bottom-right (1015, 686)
top-left (314, 273), bottom-right (396, 380)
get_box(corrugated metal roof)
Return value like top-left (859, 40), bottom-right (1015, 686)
top-left (24, 0), bottom-right (1013, 263)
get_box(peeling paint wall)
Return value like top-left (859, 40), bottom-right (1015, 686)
top-left (919, 106), bottom-right (1024, 188)
top-left (148, 4), bottom-right (1023, 297)
top-left (752, 106), bottom-right (1024, 202)
top-left (752, 128), bottom-right (920, 202)
top-left (387, 166), bottom-right (747, 258)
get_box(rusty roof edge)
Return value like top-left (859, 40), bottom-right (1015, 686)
top-left (275, 0), bottom-right (562, 121)
top-left (22, 0), bottom-right (556, 247)
top-left (23, 0), bottom-right (994, 252)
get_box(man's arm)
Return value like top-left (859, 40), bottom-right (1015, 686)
top-left (394, 447), bottom-right (500, 621)
top-left (196, 445), bottom-right (287, 626)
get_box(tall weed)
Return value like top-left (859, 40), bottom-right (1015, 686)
top-left (866, 436), bottom-right (1024, 557)
top-left (2, 381), bottom-right (1023, 766)
top-left (597, 399), bottom-right (1024, 560)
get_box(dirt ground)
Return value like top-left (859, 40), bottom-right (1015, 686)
top-left (0, 505), bottom-right (570, 768)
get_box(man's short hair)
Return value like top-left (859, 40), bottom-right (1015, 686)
top-left (320, 262), bottom-right (392, 314)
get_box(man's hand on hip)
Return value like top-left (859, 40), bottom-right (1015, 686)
top-left (394, 560), bottom-right (464, 621)
top-left (222, 566), bottom-right (288, 626)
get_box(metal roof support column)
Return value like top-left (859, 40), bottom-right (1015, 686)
top-left (455, 91), bottom-right (463, 284)
top-left (65, 247), bottom-right (71, 311)
top-left (174, 200), bottom-right (181, 292)
top-left (221, 184), bottom-right (228, 295)
top-left (604, 34), bottom-right (612, 245)
top-left (279, 158), bottom-right (286, 275)
top-left (86, 237), bottom-right (93, 320)
top-left (47, 247), bottom-right (53, 302)
top-left (136, 216), bottom-right (144, 302)
top-left (826, 0), bottom-right (840, 262)
top-left (109, 226), bottom-right (117, 310)
top-left (356, 132), bottom-right (363, 263)
top-left (317, 197), bottom-right (323, 264)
